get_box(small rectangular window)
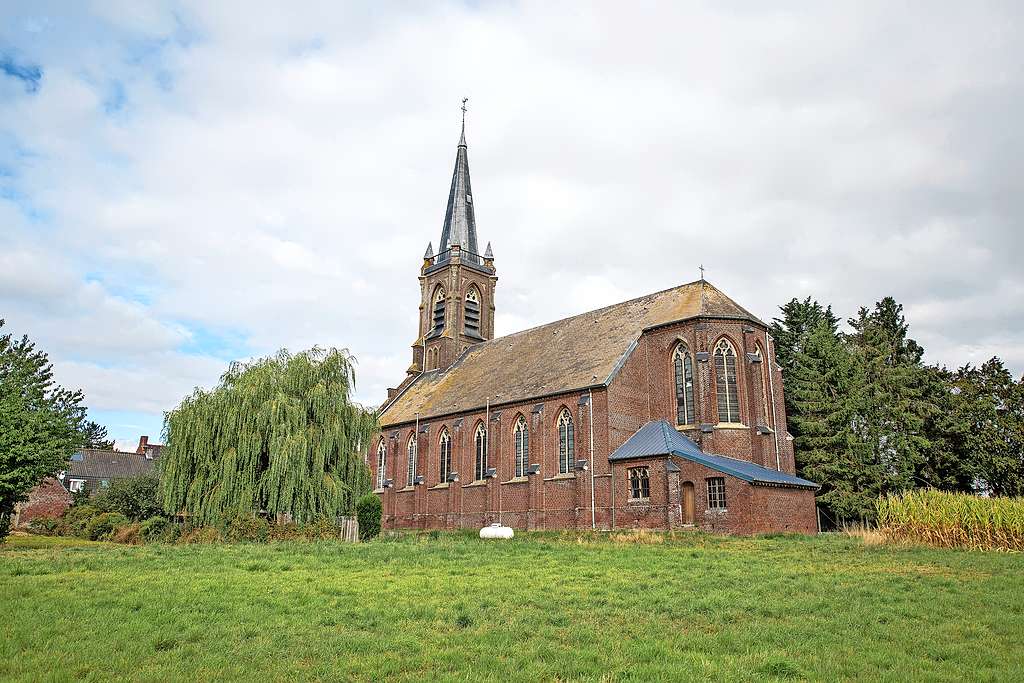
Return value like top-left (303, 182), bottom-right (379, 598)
top-left (628, 467), bottom-right (650, 500)
top-left (707, 477), bottom-right (727, 509)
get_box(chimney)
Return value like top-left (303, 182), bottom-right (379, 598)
top-left (137, 436), bottom-right (149, 454)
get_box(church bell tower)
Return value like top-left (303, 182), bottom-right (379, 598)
top-left (410, 100), bottom-right (497, 376)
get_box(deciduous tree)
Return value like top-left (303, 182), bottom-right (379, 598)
top-left (0, 320), bottom-right (86, 542)
top-left (160, 347), bottom-right (378, 525)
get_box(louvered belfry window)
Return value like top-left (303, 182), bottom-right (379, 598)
top-left (673, 343), bottom-right (695, 425)
top-left (432, 287), bottom-right (446, 336)
top-left (464, 287), bottom-right (481, 336)
top-left (513, 416), bottom-right (529, 478)
top-left (714, 339), bottom-right (740, 424)
top-left (557, 409), bottom-right (575, 474)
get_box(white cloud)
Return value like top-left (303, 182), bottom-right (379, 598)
top-left (1, 1), bottom-right (1022, 443)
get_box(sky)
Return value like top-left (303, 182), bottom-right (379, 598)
top-left (2, 2), bottom-right (1022, 450)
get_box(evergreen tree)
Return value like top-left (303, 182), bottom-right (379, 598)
top-left (0, 320), bottom-right (86, 542)
top-left (948, 359), bottom-right (1024, 496)
top-left (916, 365), bottom-right (975, 491)
top-left (787, 320), bottom-right (873, 521)
top-left (770, 297), bottom-right (840, 376)
top-left (160, 347), bottom-right (378, 525)
top-left (80, 420), bottom-right (115, 450)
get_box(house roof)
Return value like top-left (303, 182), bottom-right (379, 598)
top-left (609, 420), bottom-right (819, 490)
top-left (67, 449), bottom-right (160, 481)
top-left (380, 280), bottom-right (763, 426)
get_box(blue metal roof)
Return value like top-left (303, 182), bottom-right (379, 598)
top-left (609, 420), bottom-right (819, 490)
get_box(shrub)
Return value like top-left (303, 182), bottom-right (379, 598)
top-left (159, 524), bottom-right (181, 544)
top-left (139, 516), bottom-right (170, 542)
top-left (877, 489), bottom-right (1024, 551)
top-left (63, 504), bottom-right (101, 538)
top-left (86, 512), bottom-right (129, 541)
top-left (70, 488), bottom-right (92, 508)
top-left (28, 517), bottom-right (61, 536)
top-left (178, 526), bottom-right (222, 544)
top-left (269, 523), bottom-right (304, 542)
top-left (111, 522), bottom-right (142, 545)
top-left (302, 516), bottom-right (341, 540)
top-left (95, 476), bottom-right (162, 521)
top-left (224, 513), bottom-right (271, 542)
top-left (356, 493), bottom-right (382, 541)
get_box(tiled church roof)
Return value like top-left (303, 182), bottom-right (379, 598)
top-left (379, 279), bottom-right (763, 425)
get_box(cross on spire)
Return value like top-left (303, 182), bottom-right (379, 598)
top-left (460, 97), bottom-right (468, 145)
top-left (699, 264), bottom-right (705, 281)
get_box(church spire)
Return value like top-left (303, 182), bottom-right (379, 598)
top-left (439, 98), bottom-right (479, 258)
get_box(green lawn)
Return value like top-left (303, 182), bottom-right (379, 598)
top-left (2, 531), bottom-right (1022, 682)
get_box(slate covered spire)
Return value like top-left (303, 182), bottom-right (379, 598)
top-left (438, 101), bottom-right (479, 258)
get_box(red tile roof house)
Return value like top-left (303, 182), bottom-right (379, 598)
top-left (369, 120), bottom-right (819, 535)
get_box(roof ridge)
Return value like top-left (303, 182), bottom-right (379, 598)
top-left (460, 280), bottom-right (710, 352)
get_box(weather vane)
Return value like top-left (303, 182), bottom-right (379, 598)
top-left (461, 97), bottom-right (468, 124)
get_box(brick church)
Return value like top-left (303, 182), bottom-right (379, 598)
top-left (371, 116), bottom-right (818, 534)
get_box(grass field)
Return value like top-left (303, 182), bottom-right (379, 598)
top-left (2, 531), bottom-right (1022, 682)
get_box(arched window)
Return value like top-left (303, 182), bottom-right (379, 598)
top-left (513, 416), bottom-right (529, 478)
top-left (431, 287), bottom-right (446, 336)
top-left (406, 435), bottom-right (417, 487)
top-left (438, 428), bottom-right (451, 483)
top-left (474, 422), bottom-right (487, 481)
top-left (557, 409), bottom-right (575, 474)
top-left (754, 346), bottom-right (771, 425)
top-left (673, 342), bottom-right (695, 425)
top-left (714, 339), bottom-right (740, 424)
top-left (464, 287), bottom-right (481, 337)
top-left (375, 439), bottom-right (387, 489)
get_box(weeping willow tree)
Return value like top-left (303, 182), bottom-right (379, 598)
top-left (160, 347), bottom-right (378, 525)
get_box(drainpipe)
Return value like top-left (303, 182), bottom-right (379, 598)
top-left (589, 388), bottom-right (596, 530)
top-left (766, 333), bottom-right (782, 471)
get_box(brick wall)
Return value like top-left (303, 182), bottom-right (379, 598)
top-left (374, 316), bottom-right (814, 535)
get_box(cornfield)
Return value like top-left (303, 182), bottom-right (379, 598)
top-left (876, 489), bottom-right (1024, 551)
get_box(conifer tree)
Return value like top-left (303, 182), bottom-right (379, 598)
top-left (770, 297), bottom-right (840, 376)
top-left (160, 347), bottom-right (378, 525)
top-left (787, 320), bottom-right (872, 521)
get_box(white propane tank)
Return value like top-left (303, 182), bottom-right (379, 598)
top-left (479, 523), bottom-right (514, 539)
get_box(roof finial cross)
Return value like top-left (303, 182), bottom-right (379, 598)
top-left (699, 264), bottom-right (705, 281)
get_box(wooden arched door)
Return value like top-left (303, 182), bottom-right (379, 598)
top-left (682, 482), bottom-right (695, 525)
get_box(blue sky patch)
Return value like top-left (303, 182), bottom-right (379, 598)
top-left (0, 54), bottom-right (42, 92)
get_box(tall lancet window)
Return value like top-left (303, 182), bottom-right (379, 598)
top-left (715, 339), bottom-right (740, 424)
top-left (673, 342), bottom-right (695, 426)
top-left (557, 409), bottom-right (575, 474)
top-left (375, 439), bottom-right (387, 490)
top-left (513, 416), bottom-right (529, 478)
top-left (406, 435), bottom-right (417, 487)
top-left (474, 422), bottom-right (487, 481)
top-left (464, 287), bottom-right (481, 337)
top-left (438, 429), bottom-right (452, 483)
top-left (754, 346), bottom-right (771, 425)
top-left (431, 287), bottom-right (446, 336)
